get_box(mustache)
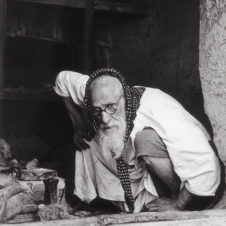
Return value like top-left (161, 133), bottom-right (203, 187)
top-left (98, 123), bottom-right (120, 131)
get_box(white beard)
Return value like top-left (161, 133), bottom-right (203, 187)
top-left (98, 118), bottom-right (126, 159)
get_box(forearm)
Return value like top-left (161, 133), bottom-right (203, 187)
top-left (63, 97), bottom-right (83, 130)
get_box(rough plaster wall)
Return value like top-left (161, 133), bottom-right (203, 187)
top-left (111, 0), bottom-right (211, 131)
top-left (200, 0), bottom-right (226, 166)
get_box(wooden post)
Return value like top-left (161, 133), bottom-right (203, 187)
top-left (82, 0), bottom-right (94, 74)
top-left (0, 0), bottom-right (6, 88)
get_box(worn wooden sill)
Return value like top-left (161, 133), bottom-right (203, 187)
top-left (2, 209), bottom-right (226, 226)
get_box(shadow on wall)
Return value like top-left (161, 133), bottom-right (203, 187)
top-left (110, 0), bottom-right (213, 137)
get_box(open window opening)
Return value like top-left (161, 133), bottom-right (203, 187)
top-left (0, 0), bottom-right (225, 225)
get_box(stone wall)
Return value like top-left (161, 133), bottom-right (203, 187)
top-left (200, 0), bottom-right (226, 166)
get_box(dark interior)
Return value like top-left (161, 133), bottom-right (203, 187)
top-left (0, 0), bottom-right (213, 191)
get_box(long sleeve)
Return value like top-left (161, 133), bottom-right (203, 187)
top-left (54, 71), bottom-right (89, 106)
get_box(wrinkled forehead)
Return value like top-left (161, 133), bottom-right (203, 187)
top-left (88, 75), bottom-right (124, 106)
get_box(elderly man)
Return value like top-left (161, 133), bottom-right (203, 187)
top-left (54, 68), bottom-right (223, 213)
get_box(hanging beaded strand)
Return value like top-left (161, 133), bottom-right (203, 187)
top-left (116, 155), bottom-right (134, 212)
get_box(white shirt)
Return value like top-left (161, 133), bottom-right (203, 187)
top-left (54, 71), bottom-right (221, 212)
top-left (54, 71), bottom-right (89, 106)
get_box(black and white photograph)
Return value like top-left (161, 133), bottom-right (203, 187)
top-left (0, 0), bottom-right (226, 225)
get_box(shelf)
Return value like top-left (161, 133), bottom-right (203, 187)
top-left (16, 0), bottom-right (151, 16)
top-left (0, 87), bottom-right (61, 102)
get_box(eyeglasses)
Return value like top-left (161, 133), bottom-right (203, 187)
top-left (91, 95), bottom-right (123, 118)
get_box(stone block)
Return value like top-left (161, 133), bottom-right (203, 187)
top-left (19, 177), bottom-right (65, 204)
top-left (7, 213), bottom-right (40, 224)
top-left (19, 168), bottom-right (57, 181)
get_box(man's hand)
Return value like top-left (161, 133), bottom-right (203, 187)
top-left (73, 117), bottom-right (95, 151)
top-left (73, 130), bottom-right (91, 151)
top-left (145, 198), bottom-right (180, 212)
top-left (63, 97), bottom-right (95, 151)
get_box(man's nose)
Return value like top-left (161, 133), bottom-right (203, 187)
top-left (101, 111), bottom-right (111, 124)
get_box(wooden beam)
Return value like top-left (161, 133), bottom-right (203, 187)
top-left (82, 0), bottom-right (94, 73)
top-left (5, 2), bottom-right (84, 44)
top-left (0, 0), bottom-right (6, 88)
top-left (5, 32), bottom-right (81, 44)
top-left (16, 0), bottom-right (150, 15)
top-left (5, 209), bottom-right (226, 226)
top-left (0, 87), bottom-right (59, 102)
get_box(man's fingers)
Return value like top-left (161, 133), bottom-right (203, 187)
top-left (74, 144), bottom-right (82, 151)
top-left (146, 204), bottom-right (159, 212)
top-left (147, 207), bottom-right (159, 212)
top-left (75, 138), bottom-right (90, 150)
top-left (73, 132), bottom-right (90, 151)
top-left (73, 133), bottom-right (85, 151)
top-left (85, 134), bottom-right (92, 141)
top-left (73, 140), bottom-right (83, 151)
top-left (145, 200), bottom-right (160, 212)
top-left (79, 138), bottom-right (90, 149)
top-left (89, 128), bottom-right (95, 137)
top-left (82, 130), bottom-right (94, 141)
